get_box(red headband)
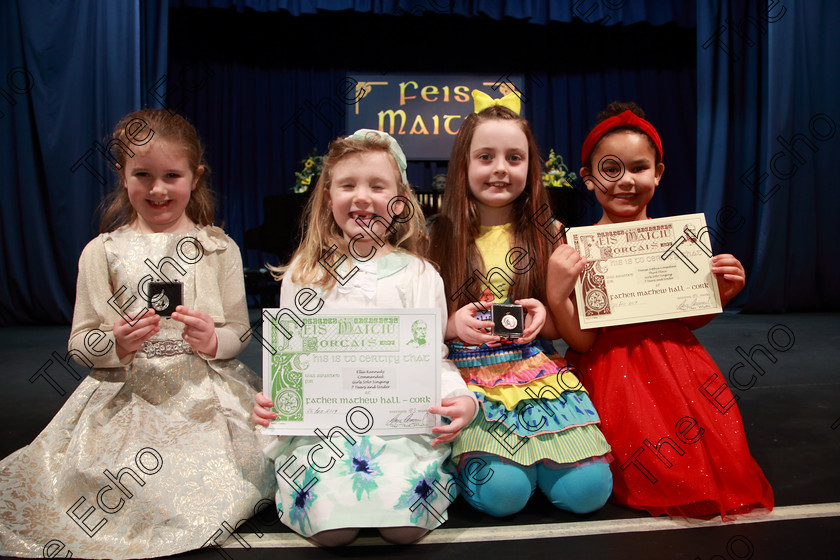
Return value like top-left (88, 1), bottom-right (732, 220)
top-left (581, 110), bottom-right (663, 166)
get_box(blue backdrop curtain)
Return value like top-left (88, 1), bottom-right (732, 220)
top-left (176, 0), bottom-right (696, 25)
top-left (526, 68), bottom-right (697, 228)
top-left (1, 0), bottom-right (836, 325)
top-left (0, 0), bottom-right (168, 325)
top-left (166, 3), bottom-right (697, 275)
top-left (696, 0), bottom-right (840, 311)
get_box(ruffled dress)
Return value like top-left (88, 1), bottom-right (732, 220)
top-left (450, 339), bottom-right (611, 467)
top-left (449, 224), bottom-right (611, 468)
top-left (0, 226), bottom-right (275, 559)
top-left (566, 320), bottom-right (774, 520)
top-left (266, 252), bottom-right (477, 537)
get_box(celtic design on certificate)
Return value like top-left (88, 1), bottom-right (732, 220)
top-left (261, 309), bottom-right (441, 436)
top-left (580, 260), bottom-right (611, 317)
top-left (568, 214), bottom-right (723, 329)
top-left (270, 353), bottom-right (305, 421)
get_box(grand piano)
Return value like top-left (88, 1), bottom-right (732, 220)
top-left (243, 193), bottom-right (311, 308)
top-left (245, 193), bottom-right (312, 265)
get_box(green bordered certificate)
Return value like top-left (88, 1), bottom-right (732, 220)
top-left (261, 308), bottom-right (441, 436)
top-left (568, 213), bottom-right (723, 329)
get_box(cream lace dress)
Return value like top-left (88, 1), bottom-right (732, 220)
top-left (0, 226), bottom-right (274, 558)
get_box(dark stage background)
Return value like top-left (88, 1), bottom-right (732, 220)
top-left (1, 0), bottom-right (838, 325)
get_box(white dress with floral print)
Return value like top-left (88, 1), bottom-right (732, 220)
top-left (264, 252), bottom-right (476, 537)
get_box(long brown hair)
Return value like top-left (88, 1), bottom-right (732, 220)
top-left (271, 133), bottom-right (428, 289)
top-left (99, 109), bottom-right (214, 232)
top-left (428, 106), bottom-right (556, 313)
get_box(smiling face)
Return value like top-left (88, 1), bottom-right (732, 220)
top-left (467, 119), bottom-right (529, 225)
top-left (327, 150), bottom-right (402, 257)
top-left (582, 131), bottom-right (664, 224)
top-left (123, 139), bottom-right (203, 233)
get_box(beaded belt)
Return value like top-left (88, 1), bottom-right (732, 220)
top-left (137, 339), bottom-right (194, 358)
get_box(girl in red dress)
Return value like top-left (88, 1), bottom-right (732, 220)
top-left (547, 102), bottom-right (773, 520)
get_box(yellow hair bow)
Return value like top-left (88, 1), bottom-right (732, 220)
top-left (472, 89), bottom-right (521, 115)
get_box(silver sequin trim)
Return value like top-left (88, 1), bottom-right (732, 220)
top-left (138, 339), bottom-right (194, 357)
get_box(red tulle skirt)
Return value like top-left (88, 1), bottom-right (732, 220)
top-left (566, 320), bottom-right (774, 520)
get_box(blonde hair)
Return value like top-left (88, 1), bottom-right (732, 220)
top-left (270, 134), bottom-right (427, 289)
top-left (99, 109), bottom-right (214, 232)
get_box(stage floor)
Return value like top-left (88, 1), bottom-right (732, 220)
top-left (1, 312), bottom-right (838, 559)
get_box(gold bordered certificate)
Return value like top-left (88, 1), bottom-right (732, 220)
top-left (261, 308), bottom-right (441, 436)
top-left (568, 214), bottom-right (722, 329)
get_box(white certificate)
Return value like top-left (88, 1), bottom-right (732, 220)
top-left (568, 214), bottom-right (722, 329)
top-left (261, 308), bottom-right (441, 436)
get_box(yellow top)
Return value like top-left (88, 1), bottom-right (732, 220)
top-left (475, 223), bottom-right (514, 303)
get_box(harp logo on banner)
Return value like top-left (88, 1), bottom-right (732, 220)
top-left (347, 74), bottom-right (524, 160)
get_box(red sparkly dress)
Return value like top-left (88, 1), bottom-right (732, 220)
top-left (566, 319), bottom-right (774, 520)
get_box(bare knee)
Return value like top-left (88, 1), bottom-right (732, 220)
top-left (311, 528), bottom-right (359, 547)
top-left (379, 526), bottom-right (428, 545)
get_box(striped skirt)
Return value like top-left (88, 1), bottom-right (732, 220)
top-left (448, 339), bottom-right (611, 467)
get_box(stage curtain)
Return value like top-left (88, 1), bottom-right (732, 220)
top-left (165, 6), bottom-right (696, 273)
top-left (526, 68), bottom-right (697, 229)
top-left (0, 0), bottom-right (168, 324)
top-left (3, 0), bottom-right (836, 325)
top-left (173, 0), bottom-right (695, 26)
top-left (696, 0), bottom-right (840, 311)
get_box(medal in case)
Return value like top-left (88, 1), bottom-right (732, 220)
top-left (147, 281), bottom-right (183, 317)
top-left (491, 303), bottom-right (525, 339)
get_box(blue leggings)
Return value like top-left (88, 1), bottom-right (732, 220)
top-left (458, 456), bottom-right (612, 517)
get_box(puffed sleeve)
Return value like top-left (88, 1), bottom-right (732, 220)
top-left (67, 235), bottom-right (130, 368)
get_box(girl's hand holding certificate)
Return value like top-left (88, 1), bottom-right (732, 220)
top-left (710, 254), bottom-right (745, 306)
top-left (252, 391), bottom-right (276, 427)
top-left (548, 244), bottom-right (587, 301)
top-left (252, 391), bottom-right (476, 447)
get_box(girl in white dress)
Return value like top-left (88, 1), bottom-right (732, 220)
top-left (252, 129), bottom-right (478, 546)
top-left (0, 109), bottom-right (273, 559)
